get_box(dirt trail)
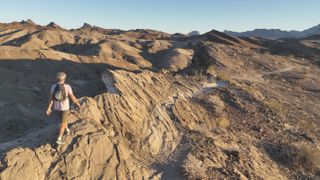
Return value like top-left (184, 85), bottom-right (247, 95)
top-left (264, 66), bottom-right (295, 75)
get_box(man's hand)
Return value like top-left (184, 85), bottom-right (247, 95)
top-left (75, 102), bottom-right (81, 110)
top-left (47, 96), bottom-right (54, 116)
top-left (69, 93), bottom-right (81, 110)
top-left (46, 108), bottom-right (52, 116)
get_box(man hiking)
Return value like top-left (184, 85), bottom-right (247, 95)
top-left (46, 72), bottom-right (81, 145)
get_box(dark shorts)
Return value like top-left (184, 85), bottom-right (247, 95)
top-left (57, 110), bottom-right (69, 124)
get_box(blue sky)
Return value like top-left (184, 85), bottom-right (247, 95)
top-left (0, 0), bottom-right (319, 34)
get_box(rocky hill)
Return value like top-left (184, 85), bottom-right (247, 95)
top-left (224, 24), bottom-right (320, 39)
top-left (0, 20), bottom-right (320, 179)
top-left (188, 31), bottom-right (201, 36)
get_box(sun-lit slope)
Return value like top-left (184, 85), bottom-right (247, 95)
top-left (0, 20), bottom-right (320, 179)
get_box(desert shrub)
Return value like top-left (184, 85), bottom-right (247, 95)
top-left (294, 143), bottom-right (320, 174)
top-left (206, 65), bottom-right (217, 77)
top-left (216, 70), bottom-right (230, 81)
top-left (193, 69), bottom-right (206, 81)
top-left (217, 117), bottom-right (230, 129)
top-left (264, 142), bottom-right (320, 175)
top-left (263, 98), bottom-right (288, 115)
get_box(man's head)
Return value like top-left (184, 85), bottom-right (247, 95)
top-left (56, 72), bottom-right (67, 83)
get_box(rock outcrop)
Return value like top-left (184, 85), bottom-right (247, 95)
top-left (0, 70), bottom-right (184, 179)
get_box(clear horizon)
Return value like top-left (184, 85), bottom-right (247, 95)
top-left (0, 0), bottom-right (319, 34)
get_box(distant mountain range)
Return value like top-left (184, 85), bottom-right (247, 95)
top-left (188, 31), bottom-right (201, 36)
top-left (224, 24), bottom-right (320, 39)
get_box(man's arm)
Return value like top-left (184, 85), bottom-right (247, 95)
top-left (69, 93), bottom-right (81, 108)
top-left (46, 95), bottom-right (54, 116)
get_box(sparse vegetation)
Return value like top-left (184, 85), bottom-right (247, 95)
top-left (193, 69), bottom-right (207, 81)
top-left (206, 65), bottom-right (218, 77)
top-left (263, 98), bottom-right (288, 115)
top-left (217, 116), bottom-right (230, 129)
top-left (216, 70), bottom-right (231, 81)
top-left (265, 142), bottom-right (320, 175)
top-left (294, 142), bottom-right (320, 174)
top-left (239, 84), bottom-right (264, 100)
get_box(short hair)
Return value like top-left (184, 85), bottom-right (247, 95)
top-left (57, 72), bottom-right (67, 80)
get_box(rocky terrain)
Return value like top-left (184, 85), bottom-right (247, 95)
top-left (0, 20), bottom-right (320, 179)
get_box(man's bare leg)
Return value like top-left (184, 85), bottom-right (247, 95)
top-left (57, 123), bottom-right (67, 144)
top-left (65, 125), bottom-right (71, 135)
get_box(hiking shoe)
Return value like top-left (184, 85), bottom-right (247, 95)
top-left (66, 128), bottom-right (71, 135)
top-left (56, 139), bottom-right (65, 145)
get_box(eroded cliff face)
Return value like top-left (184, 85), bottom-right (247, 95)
top-left (1, 21), bottom-right (320, 179)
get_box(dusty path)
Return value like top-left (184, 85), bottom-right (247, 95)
top-left (153, 137), bottom-right (189, 180)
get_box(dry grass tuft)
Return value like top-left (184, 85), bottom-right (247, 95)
top-left (217, 116), bottom-right (230, 129)
top-left (263, 98), bottom-right (288, 115)
top-left (294, 142), bottom-right (320, 174)
top-left (266, 142), bottom-right (320, 175)
top-left (216, 70), bottom-right (230, 81)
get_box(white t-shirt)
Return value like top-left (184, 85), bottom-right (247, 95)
top-left (50, 84), bottom-right (73, 111)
